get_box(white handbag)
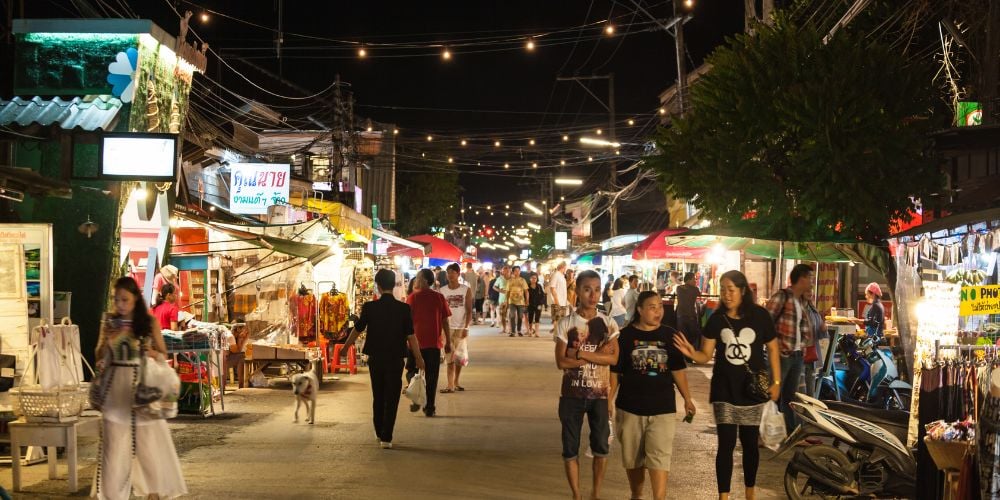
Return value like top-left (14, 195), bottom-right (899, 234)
top-left (31, 317), bottom-right (84, 391)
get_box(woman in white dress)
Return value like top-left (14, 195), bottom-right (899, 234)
top-left (92, 277), bottom-right (187, 499)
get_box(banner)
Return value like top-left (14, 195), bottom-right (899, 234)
top-left (229, 163), bottom-right (290, 214)
top-left (960, 284), bottom-right (1000, 316)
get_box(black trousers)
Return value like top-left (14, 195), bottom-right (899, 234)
top-left (368, 357), bottom-right (405, 442)
top-left (405, 347), bottom-right (443, 415)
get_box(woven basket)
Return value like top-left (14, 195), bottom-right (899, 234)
top-left (924, 437), bottom-right (973, 471)
top-left (10, 383), bottom-right (89, 423)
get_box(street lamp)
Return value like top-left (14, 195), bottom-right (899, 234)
top-left (523, 202), bottom-right (543, 215)
top-left (580, 137), bottom-right (621, 148)
top-left (554, 178), bottom-right (583, 185)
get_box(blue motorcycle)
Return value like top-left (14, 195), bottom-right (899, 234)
top-left (819, 333), bottom-right (911, 411)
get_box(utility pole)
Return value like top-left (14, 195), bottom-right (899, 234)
top-left (555, 74), bottom-right (618, 236)
top-left (672, 0), bottom-right (688, 115)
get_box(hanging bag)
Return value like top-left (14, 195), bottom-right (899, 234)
top-left (760, 400), bottom-right (787, 450)
top-left (405, 370), bottom-right (427, 409)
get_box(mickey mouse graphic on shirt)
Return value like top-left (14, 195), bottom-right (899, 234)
top-left (720, 326), bottom-right (756, 365)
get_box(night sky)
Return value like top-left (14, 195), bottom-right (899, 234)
top-left (26, 0), bottom-right (744, 228)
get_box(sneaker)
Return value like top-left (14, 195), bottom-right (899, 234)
top-left (424, 410), bottom-right (436, 417)
top-left (380, 441), bottom-right (392, 449)
top-left (409, 403), bottom-right (421, 412)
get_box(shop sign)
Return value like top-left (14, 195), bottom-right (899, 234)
top-left (960, 284), bottom-right (1000, 316)
top-left (229, 163), bottom-right (290, 215)
top-left (555, 231), bottom-right (568, 250)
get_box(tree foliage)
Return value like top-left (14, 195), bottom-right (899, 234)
top-left (394, 159), bottom-right (459, 236)
top-left (530, 228), bottom-right (555, 259)
top-left (647, 16), bottom-right (944, 242)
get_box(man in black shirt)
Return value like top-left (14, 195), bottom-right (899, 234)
top-left (344, 269), bottom-right (426, 449)
top-left (675, 272), bottom-right (703, 348)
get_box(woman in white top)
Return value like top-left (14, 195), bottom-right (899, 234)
top-left (610, 278), bottom-right (628, 327)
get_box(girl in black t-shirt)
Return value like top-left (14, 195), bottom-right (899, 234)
top-left (610, 291), bottom-right (694, 500)
top-left (673, 271), bottom-right (781, 500)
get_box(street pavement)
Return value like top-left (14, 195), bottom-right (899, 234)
top-left (3, 313), bottom-right (790, 499)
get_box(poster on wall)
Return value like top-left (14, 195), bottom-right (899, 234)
top-left (0, 244), bottom-right (24, 299)
top-left (229, 163), bottom-right (291, 215)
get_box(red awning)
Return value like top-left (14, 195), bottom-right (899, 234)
top-left (407, 234), bottom-right (464, 262)
top-left (632, 228), bottom-right (710, 261)
top-left (386, 243), bottom-right (425, 259)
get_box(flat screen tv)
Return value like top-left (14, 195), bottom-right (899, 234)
top-left (99, 133), bottom-right (178, 181)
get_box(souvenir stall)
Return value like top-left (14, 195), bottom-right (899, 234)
top-left (888, 208), bottom-right (1000, 499)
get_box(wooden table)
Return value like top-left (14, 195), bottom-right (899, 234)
top-left (10, 416), bottom-right (100, 492)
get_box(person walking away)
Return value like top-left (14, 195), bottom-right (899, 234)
top-left (610, 291), bottom-right (695, 500)
top-left (406, 269), bottom-right (452, 417)
top-left (151, 283), bottom-right (180, 331)
top-left (675, 272), bottom-right (703, 349)
top-left (566, 269), bottom-right (577, 311)
top-left (554, 270), bottom-right (620, 500)
top-left (609, 278), bottom-right (628, 327)
top-left (93, 277), bottom-right (186, 499)
top-left (549, 262), bottom-right (569, 333)
top-left (474, 271), bottom-right (487, 325)
top-left (765, 264), bottom-right (815, 432)
top-left (343, 269), bottom-right (426, 448)
top-left (462, 263), bottom-right (479, 322)
top-left (505, 265), bottom-right (530, 337)
top-left (623, 276), bottom-right (640, 324)
top-left (486, 272), bottom-right (499, 327)
top-left (673, 270), bottom-right (781, 500)
top-left (527, 273), bottom-right (546, 337)
top-left (440, 264), bottom-right (472, 393)
top-left (494, 266), bottom-right (511, 334)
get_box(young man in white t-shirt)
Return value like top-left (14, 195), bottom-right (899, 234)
top-left (549, 261), bottom-right (569, 331)
top-left (441, 263), bottom-right (473, 393)
top-left (554, 269), bottom-right (620, 500)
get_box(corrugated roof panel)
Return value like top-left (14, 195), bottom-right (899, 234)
top-left (0, 95), bottom-right (123, 131)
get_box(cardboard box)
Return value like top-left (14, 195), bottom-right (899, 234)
top-left (247, 344), bottom-right (275, 360)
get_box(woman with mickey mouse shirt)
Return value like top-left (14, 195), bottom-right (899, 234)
top-left (674, 270), bottom-right (781, 500)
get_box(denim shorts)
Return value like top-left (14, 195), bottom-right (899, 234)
top-left (558, 397), bottom-right (610, 460)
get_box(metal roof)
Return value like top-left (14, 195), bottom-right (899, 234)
top-left (0, 95), bottom-right (123, 131)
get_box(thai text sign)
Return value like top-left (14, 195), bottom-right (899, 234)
top-left (230, 163), bottom-right (290, 215)
top-left (960, 284), bottom-right (1000, 316)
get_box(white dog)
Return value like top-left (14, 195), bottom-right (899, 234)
top-left (291, 369), bottom-right (319, 424)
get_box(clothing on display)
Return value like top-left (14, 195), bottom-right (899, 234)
top-left (319, 290), bottom-right (349, 337)
top-left (289, 288), bottom-right (316, 340)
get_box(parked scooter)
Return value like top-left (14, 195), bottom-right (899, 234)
top-left (776, 393), bottom-right (916, 499)
top-left (818, 334), bottom-right (911, 410)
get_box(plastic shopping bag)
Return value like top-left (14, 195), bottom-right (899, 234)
top-left (760, 400), bottom-right (787, 451)
top-left (405, 371), bottom-right (427, 409)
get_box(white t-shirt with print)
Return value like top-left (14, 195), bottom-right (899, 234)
top-left (554, 312), bottom-right (620, 399)
top-left (440, 284), bottom-right (470, 330)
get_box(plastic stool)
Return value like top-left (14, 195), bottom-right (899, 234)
top-left (330, 344), bottom-right (357, 374)
top-left (306, 341), bottom-right (329, 374)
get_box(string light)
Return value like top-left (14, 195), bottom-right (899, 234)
top-left (532, 162), bottom-right (538, 168)
top-left (560, 159), bottom-right (566, 165)
top-left (562, 135), bottom-right (569, 141)
top-left (505, 205), bottom-right (510, 209)
top-left (200, 12), bottom-right (209, 22)
top-left (448, 157), bottom-right (454, 163)
top-left (529, 139), bottom-right (535, 145)
top-left (596, 129), bottom-right (602, 135)
top-left (494, 140), bottom-right (501, 147)
top-left (627, 119), bottom-right (635, 126)
top-left (358, 47), bottom-right (367, 58)
top-left (526, 39), bottom-right (535, 51)
top-left (427, 135), bottom-right (433, 141)
top-left (504, 163), bottom-right (510, 169)
top-left (461, 139), bottom-right (467, 146)
top-left (605, 24), bottom-right (615, 35)
top-left (393, 129), bottom-right (399, 135)
top-left (442, 48), bottom-right (452, 60)
top-left (659, 107), bottom-right (667, 115)
top-left (560, 196), bottom-right (565, 200)
top-left (588, 156), bottom-right (594, 162)
top-left (366, 126), bottom-right (373, 132)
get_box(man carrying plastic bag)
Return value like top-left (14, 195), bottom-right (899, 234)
top-left (343, 269), bottom-right (426, 449)
top-left (405, 371), bottom-right (427, 412)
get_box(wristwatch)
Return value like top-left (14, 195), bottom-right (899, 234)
top-left (772, 380), bottom-right (781, 386)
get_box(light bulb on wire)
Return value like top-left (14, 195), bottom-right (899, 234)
top-left (427, 135), bottom-right (433, 141)
top-left (605, 24), bottom-right (615, 35)
top-left (461, 139), bottom-right (467, 146)
top-left (529, 139), bottom-right (535, 146)
top-left (200, 12), bottom-right (209, 22)
top-left (442, 48), bottom-right (452, 60)
top-left (494, 140), bottom-right (501, 147)
top-left (526, 39), bottom-right (536, 51)
top-left (358, 47), bottom-right (367, 58)
top-left (560, 159), bottom-right (566, 165)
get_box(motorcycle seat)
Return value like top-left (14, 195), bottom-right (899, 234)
top-left (821, 400), bottom-right (909, 428)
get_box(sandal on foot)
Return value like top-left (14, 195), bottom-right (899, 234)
top-left (440, 388), bottom-right (455, 394)
top-left (455, 386), bottom-right (465, 391)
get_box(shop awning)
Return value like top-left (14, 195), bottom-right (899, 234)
top-left (575, 251), bottom-right (602, 265)
top-left (288, 195), bottom-right (372, 243)
top-left (603, 241), bottom-right (642, 257)
top-left (633, 228), bottom-right (710, 261)
top-left (373, 228), bottom-right (429, 251)
top-left (407, 234), bottom-right (463, 262)
top-left (178, 214), bottom-right (334, 264)
top-left (890, 207), bottom-right (1000, 240)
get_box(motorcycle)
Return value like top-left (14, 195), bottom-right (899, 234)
top-left (818, 334), bottom-right (911, 410)
top-left (775, 393), bottom-right (916, 499)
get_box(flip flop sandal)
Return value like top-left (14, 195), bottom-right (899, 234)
top-left (440, 388), bottom-right (455, 393)
top-left (456, 386), bottom-right (465, 391)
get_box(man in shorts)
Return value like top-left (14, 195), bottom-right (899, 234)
top-left (548, 261), bottom-right (569, 331)
top-left (493, 265), bottom-right (510, 334)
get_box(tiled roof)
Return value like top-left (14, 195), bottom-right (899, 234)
top-left (0, 95), bottom-right (123, 131)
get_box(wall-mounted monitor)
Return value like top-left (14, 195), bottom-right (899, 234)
top-left (100, 132), bottom-right (178, 181)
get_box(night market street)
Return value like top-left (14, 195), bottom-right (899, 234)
top-left (3, 314), bottom-right (786, 499)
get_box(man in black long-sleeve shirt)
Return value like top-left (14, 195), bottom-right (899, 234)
top-left (344, 269), bottom-right (425, 449)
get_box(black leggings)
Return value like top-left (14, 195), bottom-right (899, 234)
top-left (716, 424), bottom-right (761, 493)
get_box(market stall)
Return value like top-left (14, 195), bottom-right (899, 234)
top-left (888, 207), bottom-right (1000, 499)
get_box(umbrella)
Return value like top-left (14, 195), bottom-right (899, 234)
top-left (632, 228), bottom-right (710, 261)
top-left (407, 234), bottom-right (464, 262)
